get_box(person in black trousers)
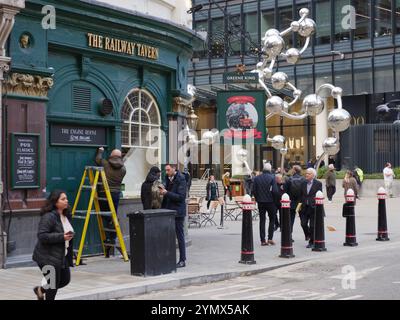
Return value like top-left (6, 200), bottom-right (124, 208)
top-left (160, 164), bottom-right (187, 268)
top-left (284, 165), bottom-right (307, 234)
top-left (32, 190), bottom-right (74, 300)
top-left (299, 168), bottom-right (323, 248)
top-left (252, 162), bottom-right (279, 246)
top-left (206, 175), bottom-right (219, 209)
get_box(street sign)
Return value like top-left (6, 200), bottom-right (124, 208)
top-left (223, 72), bottom-right (259, 84)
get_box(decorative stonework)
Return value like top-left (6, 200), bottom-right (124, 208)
top-left (173, 96), bottom-right (194, 113)
top-left (3, 73), bottom-right (54, 97)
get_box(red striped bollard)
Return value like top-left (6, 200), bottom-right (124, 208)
top-left (343, 189), bottom-right (358, 246)
top-left (279, 193), bottom-right (295, 258)
top-left (377, 187), bottom-right (390, 241)
top-left (239, 195), bottom-right (256, 264)
top-left (312, 191), bottom-right (327, 252)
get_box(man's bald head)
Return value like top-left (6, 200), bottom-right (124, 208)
top-left (110, 149), bottom-right (122, 158)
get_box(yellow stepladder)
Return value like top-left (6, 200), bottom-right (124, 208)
top-left (71, 166), bottom-right (129, 266)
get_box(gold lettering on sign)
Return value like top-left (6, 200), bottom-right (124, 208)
top-left (86, 33), bottom-right (158, 60)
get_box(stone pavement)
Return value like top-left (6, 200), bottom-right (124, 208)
top-left (0, 194), bottom-right (399, 300)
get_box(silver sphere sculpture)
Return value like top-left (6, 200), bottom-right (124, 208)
top-left (298, 18), bottom-right (316, 37)
top-left (302, 94), bottom-right (324, 116)
top-left (266, 95), bottom-right (285, 114)
top-left (327, 108), bottom-right (351, 132)
top-left (271, 72), bottom-right (289, 90)
top-left (263, 35), bottom-right (285, 57)
top-left (271, 135), bottom-right (285, 150)
top-left (285, 48), bottom-right (301, 64)
top-left (322, 137), bottom-right (340, 156)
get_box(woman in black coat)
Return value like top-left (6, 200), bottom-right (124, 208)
top-left (32, 190), bottom-right (74, 300)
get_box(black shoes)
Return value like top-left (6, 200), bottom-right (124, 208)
top-left (33, 286), bottom-right (45, 300)
top-left (306, 243), bottom-right (314, 249)
top-left (176, 261), bottom-right (186, 268)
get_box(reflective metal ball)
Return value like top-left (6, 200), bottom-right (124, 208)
top-left (302, 94), bottom-right (324, 116)
top-left (236, 148), bottom-right (248, 162)
top-left (290, 21), bottom-right (300, 32)
top-left (263, 35), bottom-right (285, 57)
top-left (299, 8), bottom-right (310, 17)
top-left (266, 96), bottom-right (285, 114)
top-left (271, 72), bottom-right (289, 90)
top-left (298, 18), bottom-right (316, 37)
top-left (327, 108), bottom-right (351, 132)
top-left (331, 86), bottom-right (343, 99)
top-left (285, 47), bottom-right (301, 64)
top-left (322, 137), bottom-right (340, 156)
top-left (264, 29), bottom-right (280, 37)
top-left (271, 135), bottom-right (285, 150)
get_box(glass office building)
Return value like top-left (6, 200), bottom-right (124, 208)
top-left (188, 0), bottom-right (400, 175)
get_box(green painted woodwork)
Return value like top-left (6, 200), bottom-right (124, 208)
top-left (9, 0), bottom-right (200, 254)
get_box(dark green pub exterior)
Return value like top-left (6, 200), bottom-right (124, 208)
top-left (2, 0), bottom-right (200, 267)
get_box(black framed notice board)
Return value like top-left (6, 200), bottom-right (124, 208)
top-left (10, 133), bottom-right (40, 189)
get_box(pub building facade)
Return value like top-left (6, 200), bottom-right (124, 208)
top-left (1, 0), bottom-right (201, 267)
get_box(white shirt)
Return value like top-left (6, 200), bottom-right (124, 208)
top-left (60, 214), bottom-right (74, 256)
top-left (383, 167), bottom-right (395, 182)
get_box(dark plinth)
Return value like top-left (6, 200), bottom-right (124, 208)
top-left (128, 209), bottom-right (176, 277)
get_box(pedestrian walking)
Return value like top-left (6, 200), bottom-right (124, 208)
top-left (32, 190), bottom-right (74, 300)
top-left (206, 175), bottom-right (219, 210)
top-left (353, 165), bottom-right (363, 199)
top-left (244, 171), bottom-right (255, 196)
top-left (342, 170), bottom-right (359, 204)
top-left (274, 174), bottom-right (285, 231)
top-left (160, 164), bottom-right (187, 268)
top-left (284, 165), bottom-right (306, 233)
top-left (383, 162), bottom-right (395, 197)
top-left (95, 147), bottom-right (126, 257)
top-left (183, 167), bottom-right (192, 197)
top-left (299, 168), bottom-right (323, 248)
top-left (140, 166), bottom-right (163, 210)
top-left (222, 171), bottom-right (232, 201)
top-left (325, 164), bottom-right (336, 203)
top-left (252, 162), bottom-right (279, 246)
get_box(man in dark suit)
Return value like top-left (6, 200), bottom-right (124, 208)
top-left (253, 162), bottom-right (279, 246)
top-left (300, 168), bottom-right (323, 248)
top-left (160, 164), bottom-right (187, 268)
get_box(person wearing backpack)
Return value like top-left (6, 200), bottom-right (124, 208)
top-left (141, 166), bottom-right (163, 210)
top-left (284, 165), bottom-right (306, 235)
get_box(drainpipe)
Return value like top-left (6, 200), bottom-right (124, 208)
top-left (0, 0), bottom-right (25, 269)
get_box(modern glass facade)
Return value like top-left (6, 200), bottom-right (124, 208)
top-left (189, 0), bottom-right (400, 172)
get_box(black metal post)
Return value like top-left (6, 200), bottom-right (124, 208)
top-left (343, 190), bottom-right (358, 247)
top-left (312, 192), bottom-right (327, 252)
top-left (279, 194), bottom-right (294, 258)
top-left (239, 198), bottom-right (256, 264)
top-left (377, 188), bottom-right (390, 241)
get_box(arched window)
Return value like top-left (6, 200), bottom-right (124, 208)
top-left (121, 89), bottom-right (161, 198)
top-left (121, 88), bottom-right (161, 148)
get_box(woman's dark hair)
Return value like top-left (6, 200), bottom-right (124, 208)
top-left (40, 189), bottom-right (70, 216)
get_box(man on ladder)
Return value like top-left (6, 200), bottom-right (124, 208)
top-left (95, 147), bottom-right (126, 257)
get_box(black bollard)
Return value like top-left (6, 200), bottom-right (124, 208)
top-left (239, 195), bottom-right (256, 264)
top-left (279, 193), bottom-right (295, 258)
top-left (343, 189), bottom-right (358, 246)
top-left (312, 191), bottom-right (327, 252)
top-left (377, 187), bottom-right (390, 241)
top-left (218, 197), bottom-right (225, 229)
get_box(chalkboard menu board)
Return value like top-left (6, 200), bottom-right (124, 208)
top-left (11, 133), bottom-right (40, 189)
top-left (50, 123), bottom-right (107, 146)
